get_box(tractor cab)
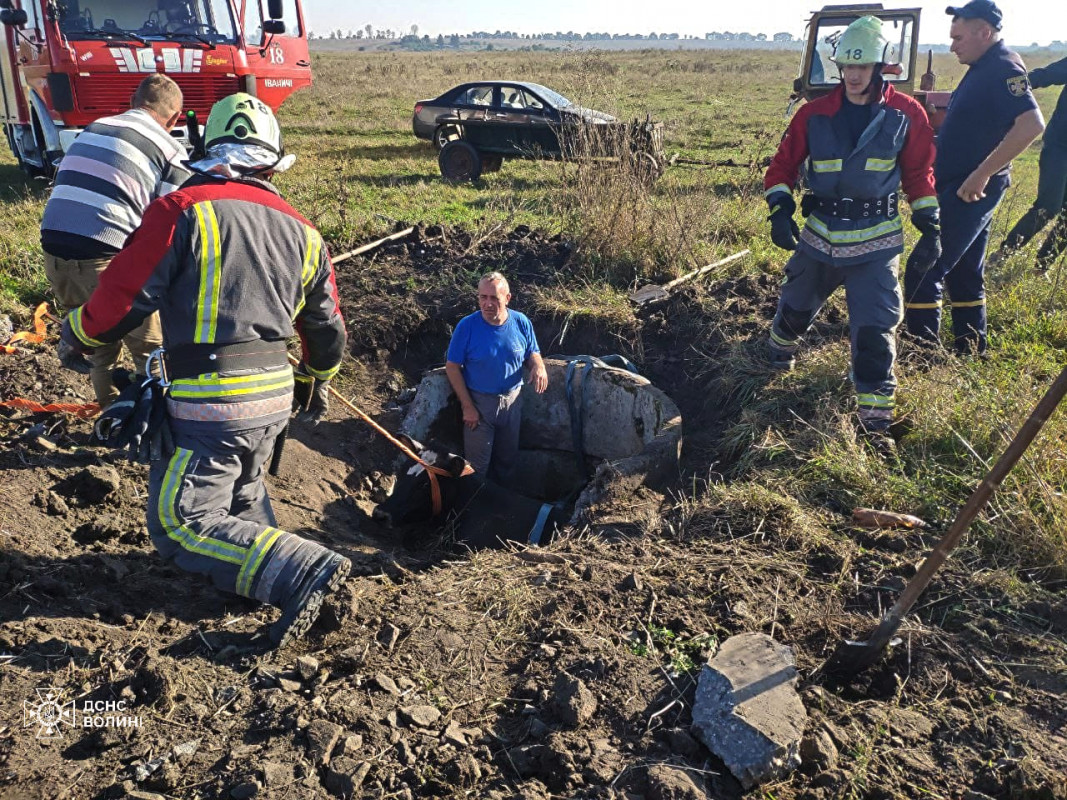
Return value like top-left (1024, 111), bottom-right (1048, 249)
top-left (791, 4), bottom-right (952, 129)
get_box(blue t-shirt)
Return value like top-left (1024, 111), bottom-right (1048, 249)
top-left (935, 40), bottom-right (1039, 189)
top-left (446, 310), bottom-right (539, 395)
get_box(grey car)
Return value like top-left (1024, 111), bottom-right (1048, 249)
top-left (412, 81), bottom-right (616, 150)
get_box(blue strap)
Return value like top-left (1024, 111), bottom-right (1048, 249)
top-left (527, 502), bottom-right (553, 546)
top-left (558, 353), bottom-right (642, 479)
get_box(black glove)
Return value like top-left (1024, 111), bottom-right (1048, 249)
top-left (93, 374), bottom-right (172, 463)
top-left (293, 366), bottom-right (330, 425)
top-left (767, 192), bottom-right (800, 251)
top-left (57, 338), bottom-right (92, 374)
top-left (907, 207), bottom-right (942, 274)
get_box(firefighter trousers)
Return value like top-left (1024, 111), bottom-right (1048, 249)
top-left (1000, 141), bottom-right (1067, 269)
top-left (146, 419), bottom-right (339, 608)
top-left (769, 250), bottom-right (902, 415)
top-left (903, 173), bottom-right (1009, 355)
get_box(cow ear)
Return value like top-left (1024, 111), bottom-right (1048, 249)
top-left (445, 455), bottom-right (469, 478)
top-left (397, 433), bottom-right (424, 454)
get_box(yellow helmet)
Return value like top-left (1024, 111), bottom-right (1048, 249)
top-left (203, 92), bottom-right (283, 155)
top-left (832, 16), bottom-right (897, 66)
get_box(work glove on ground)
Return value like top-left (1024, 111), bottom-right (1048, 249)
top-left (56, 338), bottom-right (92, 374)
top-left (293, 365), bottom-right (330, 425)
top-left (907, 206), bottom-right (942, 273)
top-left (767, 191), bottom-right (800, 251)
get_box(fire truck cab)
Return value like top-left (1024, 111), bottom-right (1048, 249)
top-left (0, 0), bottom-right (312, 175)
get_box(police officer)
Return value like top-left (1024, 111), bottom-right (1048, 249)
top-left (903, 0), bottom-right (1044, 355)
top-left (763, 16), bottom-right (938, 446)
top-left (60, 94), bottom-right (350, 648)
top-left (989, 54), bottom-right (1067, 271)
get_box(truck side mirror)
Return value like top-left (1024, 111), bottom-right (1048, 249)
top-left (1, 7), bottom-right (28, 25)
top-left (262, 19), bottom-right (285, 35)
top-left (267, 0), bottom-right (284, 20)
top-left (793, 77), bottom-right (803, 93)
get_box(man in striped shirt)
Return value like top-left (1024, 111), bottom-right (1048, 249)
top-left (42, 74), bottom-right (191, 405)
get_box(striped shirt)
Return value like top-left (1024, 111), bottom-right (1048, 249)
top-left (41, 109), bottom-right (192, 260)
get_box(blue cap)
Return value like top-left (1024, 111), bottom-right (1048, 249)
top-left (946, 0), bottom-right (1003, 30)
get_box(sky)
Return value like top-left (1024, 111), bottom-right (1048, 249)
top-left (303, 0), bottom-right (1066, 46)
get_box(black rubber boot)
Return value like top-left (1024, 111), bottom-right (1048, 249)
top-left (270, 551), bottom-right (351, 648)
top-left (766, 341), bottom-right (797, 372)
top-left (857, 414), bottom-right (897, 460)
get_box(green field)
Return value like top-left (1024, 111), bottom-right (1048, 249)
top-left (2, 46), bottom-right (1066, 579)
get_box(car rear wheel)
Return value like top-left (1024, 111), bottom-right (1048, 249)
top-left (439, 140), bottom-right (483, 184)
top-left (433, 125), bottom-right (460, 151)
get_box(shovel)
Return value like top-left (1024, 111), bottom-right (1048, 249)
top-left (628, 250), bottom-right (749, 306)
top-left (825, 365), bottom-right (1067, 681)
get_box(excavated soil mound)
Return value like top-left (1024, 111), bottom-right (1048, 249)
top-left (1, 227), bottom-right (1065, 800)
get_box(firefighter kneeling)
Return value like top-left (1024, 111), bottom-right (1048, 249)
top-left (762, 16), bottom-right (941, 454)
top-left (60, 93), bottom-right (350, 647)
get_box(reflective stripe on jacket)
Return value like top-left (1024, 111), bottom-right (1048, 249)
top-left (65, 174), bottom-right (346, 432)
top-left (765, 83), bottom-right (937, 267)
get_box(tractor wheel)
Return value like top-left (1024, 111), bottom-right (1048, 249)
top-left (432, 124), bottom-right (460, 151)
top-left (481, 155), bottom-right (504, 173)
top-left (439, 140), bottom-right (483, 184)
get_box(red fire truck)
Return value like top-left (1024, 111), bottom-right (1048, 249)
top-left (0, 0), bottom-right (312, 175)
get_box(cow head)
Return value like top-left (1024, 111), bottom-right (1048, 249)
top-left (373, 436), bottom-right (471, 527)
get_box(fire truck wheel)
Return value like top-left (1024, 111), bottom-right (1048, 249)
top-left (439, 140), bottom-right (483, 184)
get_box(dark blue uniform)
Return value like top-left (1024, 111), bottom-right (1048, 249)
top-left (904, 40), bottom-right (1039, 354)
top-left (998, 56), bottom-right (1067, 269)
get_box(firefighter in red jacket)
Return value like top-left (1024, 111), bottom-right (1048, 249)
top-left (60, 94), bottom-right (350, 647)
top-left (763, 16), bottom-right (940, 447)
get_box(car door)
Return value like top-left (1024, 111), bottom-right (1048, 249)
top-left (518, 88), bottom-right (562, 155)
top-left (486, 85), bottom-right (533, 153)
top-left (451, 84), bottom-right (495, 123)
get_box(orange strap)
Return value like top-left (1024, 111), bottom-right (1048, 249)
top-left (285, 353), bottom-right (473, 516)
top-left (0, 397), bottom-right (100, 419)
top-left (0, 305), bottom-right (99, 418)
top-left (5, 303), bottom-right (51, 346)
top-left (2, 303), bottom-right (53, 354)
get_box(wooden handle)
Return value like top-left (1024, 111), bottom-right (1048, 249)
top-left (868, 366), bottom-right (1067, 647)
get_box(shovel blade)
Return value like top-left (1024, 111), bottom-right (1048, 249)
top-left (823, 633), bottom-right (904, 682)
top-left (628, 284), bottom-right (670, 306)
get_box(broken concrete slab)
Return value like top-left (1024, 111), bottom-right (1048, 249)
top-left (400, 359), bottom-right (683, 519)
top-left (691, 633), bottom-right (807, 789)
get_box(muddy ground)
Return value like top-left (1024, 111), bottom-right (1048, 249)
top-left (1, 227), bottom-right (1065, 800)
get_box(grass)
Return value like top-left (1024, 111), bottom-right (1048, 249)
top-left (2, 46), bottom-right (1066, 579)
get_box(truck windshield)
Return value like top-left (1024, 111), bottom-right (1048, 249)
top-left (57, 0), bottom-right (238, 45)
top-left (808, 16), bottom-right (914, 87)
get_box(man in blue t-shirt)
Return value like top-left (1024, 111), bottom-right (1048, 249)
top-left (903, 0), bottom-right (1044, 355)
top-left (445, 272), bottom-right (548, 482)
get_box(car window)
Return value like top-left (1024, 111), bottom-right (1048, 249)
top-left (516, 90), bottom-right (545, 111)
top-left (457, 86), bottom-right (494, 107)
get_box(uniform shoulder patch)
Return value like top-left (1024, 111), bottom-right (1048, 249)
top-left (1006, 74), bottom-right (1030, 97)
